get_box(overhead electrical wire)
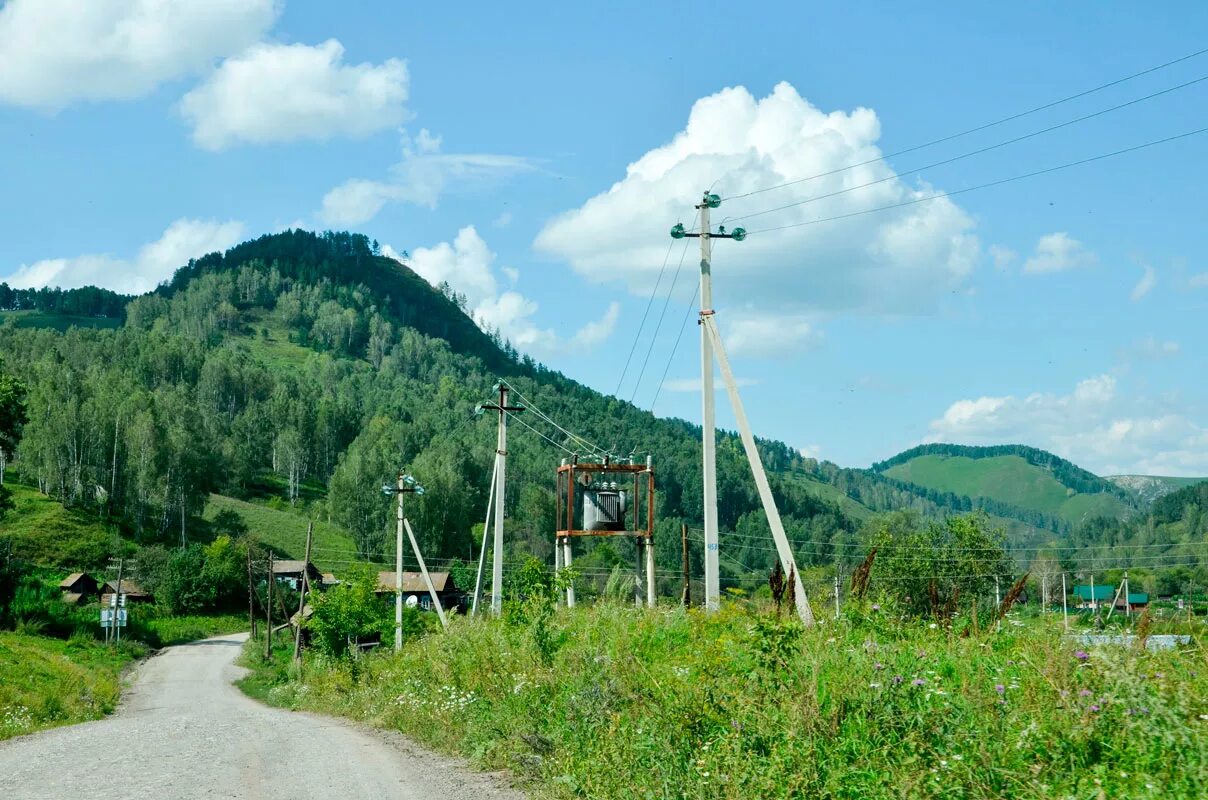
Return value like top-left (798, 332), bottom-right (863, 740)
top-left (728, 72), bottom-right (1208, 225)
top-left (722, 44), bottom-right (1208, 202)
top-left (614, 237), bottom-right (678, 397)
top-left (495, 377), bottom-right (602, 455)
top-left (745, 125), bottom-right (1208, 236)
top-left (649, 284), bottom-right (701, 413)
top-left (628, 232), bottom-right (694, 404)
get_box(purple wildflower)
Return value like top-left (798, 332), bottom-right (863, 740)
top-left (1074, 650), bottom-right (1089, 662)
top-left (995, 684), bottom-right (1005, 695)
top-left (913, 678), bottom-right (926, 687)
top-left (874, 662), bottom-right (884, 671)
top-left (1079, 689), bottom-right (1093, 697)
top-left (1089, 704), bottom-right (1101, 713)
top-left (892, 675), bottom-right (904, 685)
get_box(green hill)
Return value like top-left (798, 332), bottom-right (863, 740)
top-left (872, 444), bottom-right (1134, 528)
top-left (1107, 474), bottom-right (1208, 506)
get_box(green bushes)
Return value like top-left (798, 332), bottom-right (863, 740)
top-left (246, 602), bottom-right (1208, 799)
top-left (138, 535), bottom-right (248, 615)
top-left (306, 565), bottom-right (419, 656)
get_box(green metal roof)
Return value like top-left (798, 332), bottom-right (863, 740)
top-left (1072, 585), bottom-right (1114, 601)
top-left (1127, 592), bottom-right (1149, 604)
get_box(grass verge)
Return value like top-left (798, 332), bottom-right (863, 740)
top-left (0, 632), bottom-right (144, 740)
top-left (237, 603), bottom-right (1208, 799)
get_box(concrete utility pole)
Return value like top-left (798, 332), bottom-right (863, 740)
top-left (470, 457), bottom-right (499, 616)
top-left (1041, 574), bottom-right (1047, 613)
top-left (672, 195), bottom-right (813, 625)
top-left (834, 572), bottom-right (841, 619)
top-left (477, 384), bottom-right (525, 616)
top-left (1123, 570), bottom-right (1131, 618)
top-left (383, 472), bottom-right (426, 651)
top-left (403, 518), bottom-right (448, 630)
top-left (681, 523), bottom-right (691, 607)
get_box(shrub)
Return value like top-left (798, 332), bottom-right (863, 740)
top-left (306, 564), bottom-right (398, 656)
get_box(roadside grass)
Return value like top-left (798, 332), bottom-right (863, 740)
top-left (241, 603), bottom-right (1208, 799)
top-left (140, 613), bottom-right (247, 648)
top-left (0, 631), bottom-right (144, 740)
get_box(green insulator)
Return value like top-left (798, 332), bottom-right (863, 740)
top-left (731, 227), bottom-right (747, 242)
top-left (703, 192), bottom-right (721, 208)
top-left (670, 223), bottom-right (686, 239)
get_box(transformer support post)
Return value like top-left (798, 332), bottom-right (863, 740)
top-left (645, 535), bottom-right (657, 607)
top-left (562, 536), bottom-right (576, 607)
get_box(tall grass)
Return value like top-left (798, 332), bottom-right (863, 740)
top-left (242, 602), bottom-right (1208, 798)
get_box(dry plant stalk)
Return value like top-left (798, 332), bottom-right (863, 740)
top-left (1136, 606), bottom-right (1153, 650)
top-left (997, 572), bottom-right (1030, 619)
top-left (849, 547), bottom-right (876, 599)
top-left (769, 561), bottom-right (786, 615)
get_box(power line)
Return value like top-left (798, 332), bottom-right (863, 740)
top-left (728, 72), bottom-right (1208, 225)
top-left (723, 45), bottom-right (1208, 202)
top-left (614, 238), bottom-right (677, 397)
top-left (629, 233), bottom-right (694, 404)
top-left (506, 409), bottom-right (577, 455)
top-left (649, 283), bottom-right (701, 413)
top-left (747, 125), bottom-right (1208, 236)
top-left (496, 377), bottom-right (602, 455)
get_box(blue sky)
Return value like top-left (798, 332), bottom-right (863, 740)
top-left (2, 1), bottom-right (1206, 475)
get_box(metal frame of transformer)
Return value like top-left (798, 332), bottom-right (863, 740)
top-left (555, 457), bottom-right (656, 608)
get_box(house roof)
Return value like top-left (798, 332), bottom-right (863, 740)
top-left (271, 560), bottom-right (321, 577)
top-left (1127, 592), bottom-right (1149, 604)
top-left (1072, 585), bottom-right (1114, 601)
top-left (376, 571), bottom-right (452, 593)
top-left (61, 592), bottom-right (85, 606)
top-left (59, 572), bottom-right (92, 589)
top-left (103, 580), bottom-right (149, 596)
top-left (321, 572), bottom-right (339, 585)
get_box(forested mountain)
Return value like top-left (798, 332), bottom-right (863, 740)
top-left (0, 231), bottom-right (860, 586)
top-left (871, 443), bottom-right (1136, 528)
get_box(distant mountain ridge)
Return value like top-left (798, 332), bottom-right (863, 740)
top-left (1106, 475), bottom-right (1207, 506)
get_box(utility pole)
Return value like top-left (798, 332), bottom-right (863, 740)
top-left (1090, 572), bottom-right (1096, 615)
top-left (113, 557), bottom-right (124, 646)
top-left (382, 472), bottom-right (426, 650)
top-left (673, 196), bottom-right (813, 625)
top-left (1123, 570), bottom-right (1131, 618)
top-left (1062, 572), bottom-right (1069, 631)
top-left (1041, 574), bottom-right (1047, 614)
top-left (246, 544), bottom-right (257, 638)
top-left (681, 523), bottom-right (690, 607)
top-left (834, 571), bottom-right (841, 619)
top-left (470, 457), bottom-right (499, 616)
top-left (477, 383), bottom-right (525, 616)
top-left (403, 518), bottom-right (448, 630)
top-left (264, 552), bottom-right (274, 660)
top-left (292, 521), bottom-right (313, 664)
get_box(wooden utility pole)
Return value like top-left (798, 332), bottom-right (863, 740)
top-left (246, 545), bottom-right (257, 638)
top-left (681, 523), bottom-right (690, 607)
top-left (477, 384), bottom-right (525, 616)
top-left (292, 522), bottom-right (314, 664)
top-left (264, 552), bottom-right (274, 660)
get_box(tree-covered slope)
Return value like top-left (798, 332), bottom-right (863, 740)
top-left (871, 444), bottom-right (1135, 527)
top-left (1107, 474), bottom-right (1208, 506)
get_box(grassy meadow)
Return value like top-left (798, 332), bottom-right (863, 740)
top-left (241, 602), bottom-right (1208, 799)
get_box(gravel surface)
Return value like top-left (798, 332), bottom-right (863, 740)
top-left (0, 633), bottom-right (526, 800)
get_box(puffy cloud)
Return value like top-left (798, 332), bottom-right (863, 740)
top-left (1021, 232), bottom-right (1096, 274)
top-left (722, 312), bottom-right (819, 357)
top-left (0, 0), bottom-right (277, 110)
top-left (534, 82), bottom-right (979, 332)
top-left (397, 226), bottom-right (615, 354)
top-left (988, 244), bottom-right (1016, 271)
top-left (1190, 272), bottom-right (1208, 289)
top-left (924, 374), bottom-right (1208, 475)
top-left (180, 39), bottom-right (408, 150)
top-left (318, 130), bottom-right (535, 225)
top-left (1130, 264), bottom-right (1157, 301)
top-left (3, 219), bottom-right (245, 294)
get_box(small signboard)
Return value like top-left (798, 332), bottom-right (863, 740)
top-left (100, 608), bottom-right (128, 628)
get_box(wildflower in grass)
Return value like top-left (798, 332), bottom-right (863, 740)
top-left (916, 649), bottom-right (926, 658)
top-left (869, 682), bottom-right (881, 689)
top-left (871, 604), bottom-right (881, 611)
top-left (1079, 689), bottom-right (1092, 697)
top-left (913, 678), bottom-right (926, 687)
top-left (1074, 650), bottom-right (1089, 662)
top-left (874, 662), bottom-right (884, 670)
top-left (995, 684), bottom-right (1005, 695)
top-left (892, 675), bottom-right (904, 685)
top-left (1089, 704), bottom-right (1101, 713)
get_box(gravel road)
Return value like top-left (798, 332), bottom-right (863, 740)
top-left (0, 633), bottom-right (526, 800)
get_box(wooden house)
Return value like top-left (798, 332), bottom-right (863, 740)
top-left (376, 571), bottom-right (465, 613)
top-left (59, 573), bottom-right (100, 605)
top-left (101, 579), bottom-right (153, 605)
top-left (271, 560), bottom-right (323, 591)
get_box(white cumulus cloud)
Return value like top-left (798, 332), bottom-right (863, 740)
top-left (924, 374), bottom-right (1208, 476)
top-left (534, 82), bottom-right (979, 339)
top-left (3, 219), bottom-right (245, 294)
top-left (395, 226), bottom-right (616, 354)
top-left (1021, 232), bottom-right (1097, 274)
top-left (0, 0), bottom-right (277, 110)
top-left (180, 39), bottom-right (408, 150)
top-left (1190, 272), bottom-right (1208, 289)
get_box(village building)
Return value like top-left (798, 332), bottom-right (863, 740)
top-left (58, 572), bottom-right (101, 605)
top-left (271, 560), bottom-right (323, 591)
top-left (375, 571), bottom-right (465, 613)
top-left (101, 579), bottom-right (153, 605)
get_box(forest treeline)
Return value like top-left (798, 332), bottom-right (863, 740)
top-left (1, 230), bottom-right (1204, 594)
top-left (0, 283), bottom-right (128, 319)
